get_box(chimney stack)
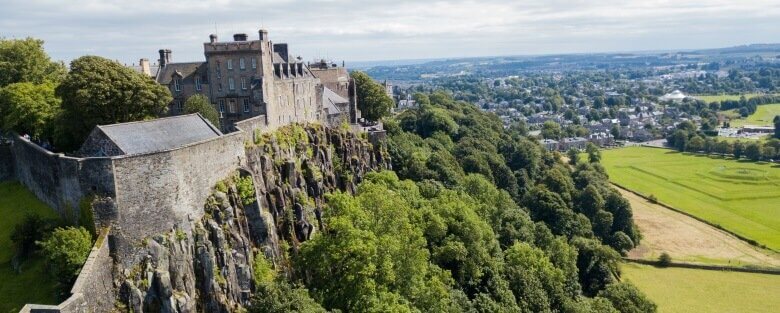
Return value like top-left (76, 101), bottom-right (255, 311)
top-left (209, 34), bottom-right (218, 43)
top-left (139, 58), bottom-right (151, 76)
top-left (233, 33), bottom-right (248, 41)
top-left (158, 49), bottom-right (171, 67)
top-left (258, 29), bottom-right (268, 41)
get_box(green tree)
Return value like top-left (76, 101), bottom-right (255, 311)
top-left (733, 141), bottom-right (745, 159)
top-left (774, 115), bottom-right (780, 139)
top-left (586, 143), bottom-right (601, 163)
top-left (37, 227), bottom-right (93, 292)
top-left (184, 94), bottom-right (220, 129)
top-left (567, 148), bottom-right (579, 165)
top-left (541, 121), bottom-right (562, 139)
top-left (572, 238), bottom-right (621, 297)
top-left (745, 142), bottom-right (762, 161)
top-left (504, 242), bottom-right (568, 313)
top-left (0, 82), bottom-right (60, 139)
top-left (351, 71), bottom-right (394, 121)
top-left (687, 136), bottom-right (704, 153)
top-left (55, 56), bottom-right (172, 151)
top-left (0, 38), bottom-right (65, 87)
top-left (598, 282), bottom-right (657, 313)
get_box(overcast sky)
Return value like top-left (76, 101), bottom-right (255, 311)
top-left (2, 0), bottom-right (779, 65)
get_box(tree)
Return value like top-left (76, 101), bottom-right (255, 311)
top-left (11, 214), bottom-right (56, 261)
top-left (763, 146), bottom-right (776, 161)
top-left (733, 141), bottom-right (745, 159)
top-left (774, 115), bottom-right (780, 139)
top-left (541, 121), bottom-right (562, 139)
top-left (598, 282), bottom-right (657, 313)
top-left (350, 71), bottom-right (394, 121)
top-left (715, 140), bottom-right (732, 155)
top-left (184, 94), bottom-right (220, 129)
top-left (37, 227), bottom-right (92, 292)
top-left (55, 56), bottom-right (172, 151)
top-left (658, 252), bottom-right (672, 267)
top-left (687, 136), bottom-right (704, 153)
top-left (567, 148), bottom-right (580, 165)
top-left (0, 82), bottom-right (60, 139)
top-left (586, 143), bottom-right (601, 163)
top-left (0, 38), bottom-right (66, 87)
top-left (610, 125), bottom-right (621, 140)
top-left (669, 130), bottom-right (688, 152)
top-left (745, 142), bottom-right (762, 161)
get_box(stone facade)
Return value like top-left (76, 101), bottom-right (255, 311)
top-left (156, 30), bottom-right (357, 131)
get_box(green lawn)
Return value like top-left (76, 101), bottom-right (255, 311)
top-left (0, 181), bottom-right (60, 313)
top-left (695, 93), bottom-right (764, 103)
top-left (724, 103), bottom-right (780, 127)
top-left (600, 147), bottom-right (780, 250)
top-left (621, 263), bottom-right (780, 313)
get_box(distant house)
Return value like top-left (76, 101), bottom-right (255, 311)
top-left (540, 139), bottom-right (559, 151)
top-left (78, 113), bottom-right (222, 157)
top-left (660, 90), bottom-right (688, 102)
top-left (559, 137), bottom-right (588, 151)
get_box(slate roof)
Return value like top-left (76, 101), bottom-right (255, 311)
top-left (96, 114), bottom-right (222, 156)
top-left (156, 62), bottom-right (207, 84)
top-left (322, 87), bottom-right (348, 115)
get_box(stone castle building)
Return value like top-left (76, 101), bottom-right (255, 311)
top-left (154, 30), bottom-right (359, 131)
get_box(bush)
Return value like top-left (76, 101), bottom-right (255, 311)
top-left (647, 194), bottom-right (658, 204)
top-left (37, 226), bottom-right (93, 291)
top-left (658, 252), bottom-right (672, 267)
top-left (11, 214), bottom-right (56, 260)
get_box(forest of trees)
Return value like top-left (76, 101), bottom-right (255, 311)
top-left (249, 91), bottom-right (654, 312)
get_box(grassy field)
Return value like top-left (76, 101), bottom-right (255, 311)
top-left (695, 93), bottom-right (763, 103)
top-left (0, 181), bottom-right (60, 313)
top-left (600, 147), bottom-right (780, 251)
top-left (621, 263), bottom-right (780, 313)
top-left (724, 103), bottom-right (780, 127)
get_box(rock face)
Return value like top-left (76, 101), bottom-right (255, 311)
top-left (115, 125), bottom-right (389, 312)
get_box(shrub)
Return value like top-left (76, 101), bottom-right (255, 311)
top-left (647, 194), bottom-right (658, 204)
top-left (236, 175), bottom-right (256, 205)
top-left (11, 214), bottom-right (56, 260)
top-left (37, 226), bottom-right (93, 290)
top-left (658, 252), bottom-right (672, 267)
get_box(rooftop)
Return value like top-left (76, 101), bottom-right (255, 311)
top-left (96, 114), bottom-right (222, 156)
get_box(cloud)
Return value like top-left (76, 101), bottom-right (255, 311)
top-left (1, 0), bottom-right (779, 63)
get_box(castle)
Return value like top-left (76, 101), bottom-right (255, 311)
top-left (148, 30), bottom-right (359, 131)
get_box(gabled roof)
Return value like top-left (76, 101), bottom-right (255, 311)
top-left (96, 114), bottom-right (222, 156)
top-left (322, 87), bottom-right (348, 114)
top-left (156, 62), bottom-right (207, 84)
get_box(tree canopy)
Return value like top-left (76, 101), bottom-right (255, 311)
top-left (0, 38), bottom-right (65, 88)
top-left (351, 71), bottom-right (394, 121)
top-left (184, 94), bottom-right (221, 129)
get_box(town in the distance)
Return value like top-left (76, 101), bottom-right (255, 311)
top-left (1, 5), bottom-right (779, 313)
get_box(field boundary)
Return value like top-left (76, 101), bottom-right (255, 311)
top-left (611, 183), bottom-right (777, 253)
top-left (623, 258), bottom-right (780, 275)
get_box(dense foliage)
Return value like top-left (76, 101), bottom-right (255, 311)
top-left (667, 120), bottom-right (780, 161)
top-left (37, 226), bottom-right (93, 296)
top-left (247, 91), bottom-right (652, 312)
top-left (184, 94), bottom-right (221, 129)
top-left (351, 71), bottom-right (394, 121)
top-left (0, 38), bottom-right (65, 88)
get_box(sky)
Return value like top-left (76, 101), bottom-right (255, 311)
top-left (2, 0), bottom-right (780, 65)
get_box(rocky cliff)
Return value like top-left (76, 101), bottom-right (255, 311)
top-left (115, 125), bottom-right (390, 312)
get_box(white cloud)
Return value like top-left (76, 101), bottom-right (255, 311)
top-left (1, 0), bottom-right (779, 63)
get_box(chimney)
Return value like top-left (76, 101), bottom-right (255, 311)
top-left (158, 49), bottom-right (171, 67)
top-left (139, 58), bottom-right (151, 76)
top-left (209, 34), bottom-right (218, 43)
top-left (233, 33), bottom-right (248, 41)
top-left (273, 43), bottom-right (289, 62)
top-left (258, 29), bottom-right (268, 41)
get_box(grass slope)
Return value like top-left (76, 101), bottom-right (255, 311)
top-left (622, 263), bottom-right (780, 313)
top-left (695, 93), bottom-right (764, 103)
top-left (0, 181), bottom-right (60, 313)
top-left (601, 147), bottom-right (780, 250)
top-left (725, 103), bottom-right (780, 127)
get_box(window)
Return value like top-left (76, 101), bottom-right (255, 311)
top-left (240, 58), bottom-right (245, 70)
top-left (228, 77), bottom-right (235, 90)
top-left (227, 59), bottom-right (233, 70)
top-left (241, 77), bottom-right (247, 90)
top-left (195, 77), bottom-right (202, 91)
top-left (218, 99), bottom-right (225, 113)
top-left (251, 58), bottom-right (257, 69)
top-left (173, 78), bottom-right (181, 91)
top-left (243, 99), bottom-right (250, 112)
top-left (229, 99), bottom-right (237, 113)
top-left (176, 100), bottom-right (183, 112)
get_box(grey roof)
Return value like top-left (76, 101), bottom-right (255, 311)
top-left (322, 87), bottom-right (348, 115)
top-left (97, 114), bottom-right (222, 156)
top-left (156, 62), bottom-right (206, 84)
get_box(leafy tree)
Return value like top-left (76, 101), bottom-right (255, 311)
top-left (567, 148), bottom-right (580, 165)
top-left (657, 252), bottom-right (672, 267)
top-left (687, 136), bottom-right (704, 153)
top-left (668, 130), bottom-right (688, 152)
top-left (0, 82), bottom-right (60, 139)
top-left (351, 71), bottom-right (394, 121)
top-left (733, 141), bottom-right (745, 159)
top-left (572, 238), bottom-right (621, 297)
top-left (504, 242), bottom-right (567, 313)
top-left (763, 146), bottom-right (776, 161)
top-left (11, 214), bottom-right (56, 260)
top-left (541, 121), bottom-right (562, 139)
top-left (715, 140), bottom-right (732, 155)
top-left (774, 115), bottom-right (780, 139)
top-left (586, 143), bottom-right (601, 163)
top-left (184, 94), bottom-right (220, 129)
top-left (55, 56), bottom-right (172, 151)
top-left (745, 142), bottom-right (762, 161)
top-left (598, 282), bottom-right (657, 313)
top-left (249, 279), bottom-right (327, 313)
top-left (37, 226), bottom-right (93, 293)
top-left (0, 38), bottom-right (66, 87)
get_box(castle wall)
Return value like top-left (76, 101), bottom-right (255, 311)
top-left (0, 144), bottom-right (13, 181)
top-left (9, 136), bottom-right (115, 219)
top-left (110, 132), bottom-right (244, 263)
top-left (269, 78), bottom-right (321, 127)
